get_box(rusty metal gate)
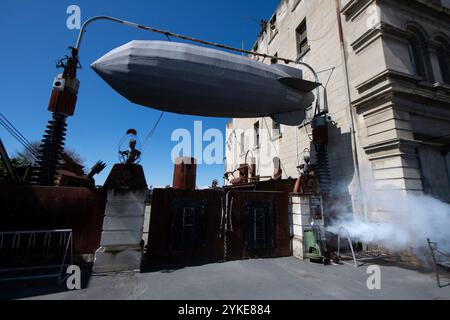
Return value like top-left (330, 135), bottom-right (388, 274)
top-left (245, 201), bottom-right (274, 251)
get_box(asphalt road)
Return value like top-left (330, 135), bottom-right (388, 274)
top-left (1, 257), bottom-right (449, 300)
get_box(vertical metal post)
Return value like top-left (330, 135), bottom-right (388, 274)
top-left (338, 227), bottom-right (358, 268)
top-left (427, 238), bottom-right (442, 288)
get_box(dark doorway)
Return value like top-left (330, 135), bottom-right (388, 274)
top-left (170, 200), bottom-right (207, 252)
top-left (245, 201), bottom-right (274, 252)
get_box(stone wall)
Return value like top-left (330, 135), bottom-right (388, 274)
top-left (226, 0), bottom-right (450, 228)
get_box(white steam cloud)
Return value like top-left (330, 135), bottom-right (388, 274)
top-left (327, 190), bottom-right (450, 254)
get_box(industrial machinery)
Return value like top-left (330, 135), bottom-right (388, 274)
top-left (31, 48), bottom-right (80, 186)
top-left (311, 114), bottom-right (331, 194)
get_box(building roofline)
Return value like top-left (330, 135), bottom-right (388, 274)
top-left (251, 0), bottom-right (285, 52)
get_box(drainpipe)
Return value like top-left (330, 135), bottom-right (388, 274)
top-left (334, 0), bottom-right (368, 222)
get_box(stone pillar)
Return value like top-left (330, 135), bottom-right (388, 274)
top-left (93, 164), bottom-right (147, 273)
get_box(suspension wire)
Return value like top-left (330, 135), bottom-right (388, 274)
top-left (0, 118), bottom-right (28, 149)
top-left (323, 67), bottom-right (335, 88)
top-left (0, 113), bottom-right (35, 148)
top-left (142, 111), bottom-right (165, 148)
top-left (76, 16), bottom-right (304, 64)
top-left (316, 66), bottom-right (339, 74)
top-left (0, 114), bottom-right (38, 156)
top-left (0, 115), bottom-right (39, 160)
top-left (0, 124), bottom-right (39, 160)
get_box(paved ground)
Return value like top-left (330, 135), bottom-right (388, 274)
top-left (1, 257), bottom-right (449, 300)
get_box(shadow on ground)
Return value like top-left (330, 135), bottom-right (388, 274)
top-left (141, 258), bottom-right (225, 274)
top-left (0, 265), bottom-right (93, 300)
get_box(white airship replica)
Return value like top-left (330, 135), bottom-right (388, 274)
top-left (91, 40), bottom-right (320, 126)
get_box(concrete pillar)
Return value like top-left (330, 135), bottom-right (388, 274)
top-left (289, 194), bottom-right (325, 260)
top-left (93, 164), bottom-right (147, 273)
top-left (290, 195), bottom-right (311, 260)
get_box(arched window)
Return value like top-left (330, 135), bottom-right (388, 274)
top-left (435, 36), bottom-right (450, 84)
top-left (407, 25), bottom-right (434, 83)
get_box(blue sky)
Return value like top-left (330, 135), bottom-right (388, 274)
top-left (0, 0), bottom-right (279, 187)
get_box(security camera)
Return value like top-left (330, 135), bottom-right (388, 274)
top-left (52, 74), bottom-right (65, 91)
top-left (326, 115), bottom-right (333, 123)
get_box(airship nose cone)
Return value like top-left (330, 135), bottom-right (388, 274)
top-left (90, 56), bottom-right (110, 77)
top-left (90, 58), bottom-right (114, 88)
top-left (91, 43), bottom-right (132, 78)
top-left (90, 61), bottom-right (99, 71)
top-left (90, 43), bottom-right (131, 76)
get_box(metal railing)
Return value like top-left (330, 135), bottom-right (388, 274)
top-left (337, 227), bottom-right (400, 268)
top-left (0, 229), bottom-right (73, 282)
top-left (337, 227), bottom-right (358, 267)
top-left (427, 238), bottom-right (450, 288)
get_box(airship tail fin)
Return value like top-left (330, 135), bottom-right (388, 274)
top-left (271, 110), bottom-right (307, 126)
top-left (278, 77), bottom-right (321, 92)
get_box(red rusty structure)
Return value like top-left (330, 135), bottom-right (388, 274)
top-left (0, 185), bottom-right (106, 256)
top-left (145, 187), bottom-right (293, 265)
top-left (224, 191), bottom-right (291, 261)
top-left (173, 157), bottom-right (197, 190)
top-left (146, 188), bottom-right (223, 265)
top-left (145, 160), bottom-right (294, 266)
top-left (31, 48), bottom-right (81, 186)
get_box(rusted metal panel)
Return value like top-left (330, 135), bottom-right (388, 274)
top-left (145, 188), bottom-right (223, 265)
top-left (172, 157), bottom-right (197, 190)
top-left (146, 186), bottom-right (292, 265)
top-left (226, 191), bottom-right (291, 261)
top-left (0, 186), bottom-right (106, 255)
top-left (48, 88), bottom-right (77, 116)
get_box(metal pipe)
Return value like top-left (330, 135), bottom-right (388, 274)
top-left (338, 226), bottom-right (358, 267)
top-left (334, 0), bottom-right (367, 224)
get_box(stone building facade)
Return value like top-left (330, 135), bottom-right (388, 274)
top-left (225, 0), bottom-right (450, 225)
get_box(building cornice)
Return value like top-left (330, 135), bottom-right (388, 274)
top-left (352, 69), bottom-right (450, 110)
top-left (350, 21), bottom-right (425, 54)
top-left (382, 0), bottom-right (450, 24)
top-left (363, 138), bottom-right (420, 157)
top-left (341, 0), bottom-right (375, 19)
top-left (350, 23), bottom-right (383, 54)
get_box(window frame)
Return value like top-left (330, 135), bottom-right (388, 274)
top-left (296, 19), bottom-right (310, 59)
top-left (254, 121), bottom-right (260, 149)
top-left (406, 25), bottom-right (434, 83)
